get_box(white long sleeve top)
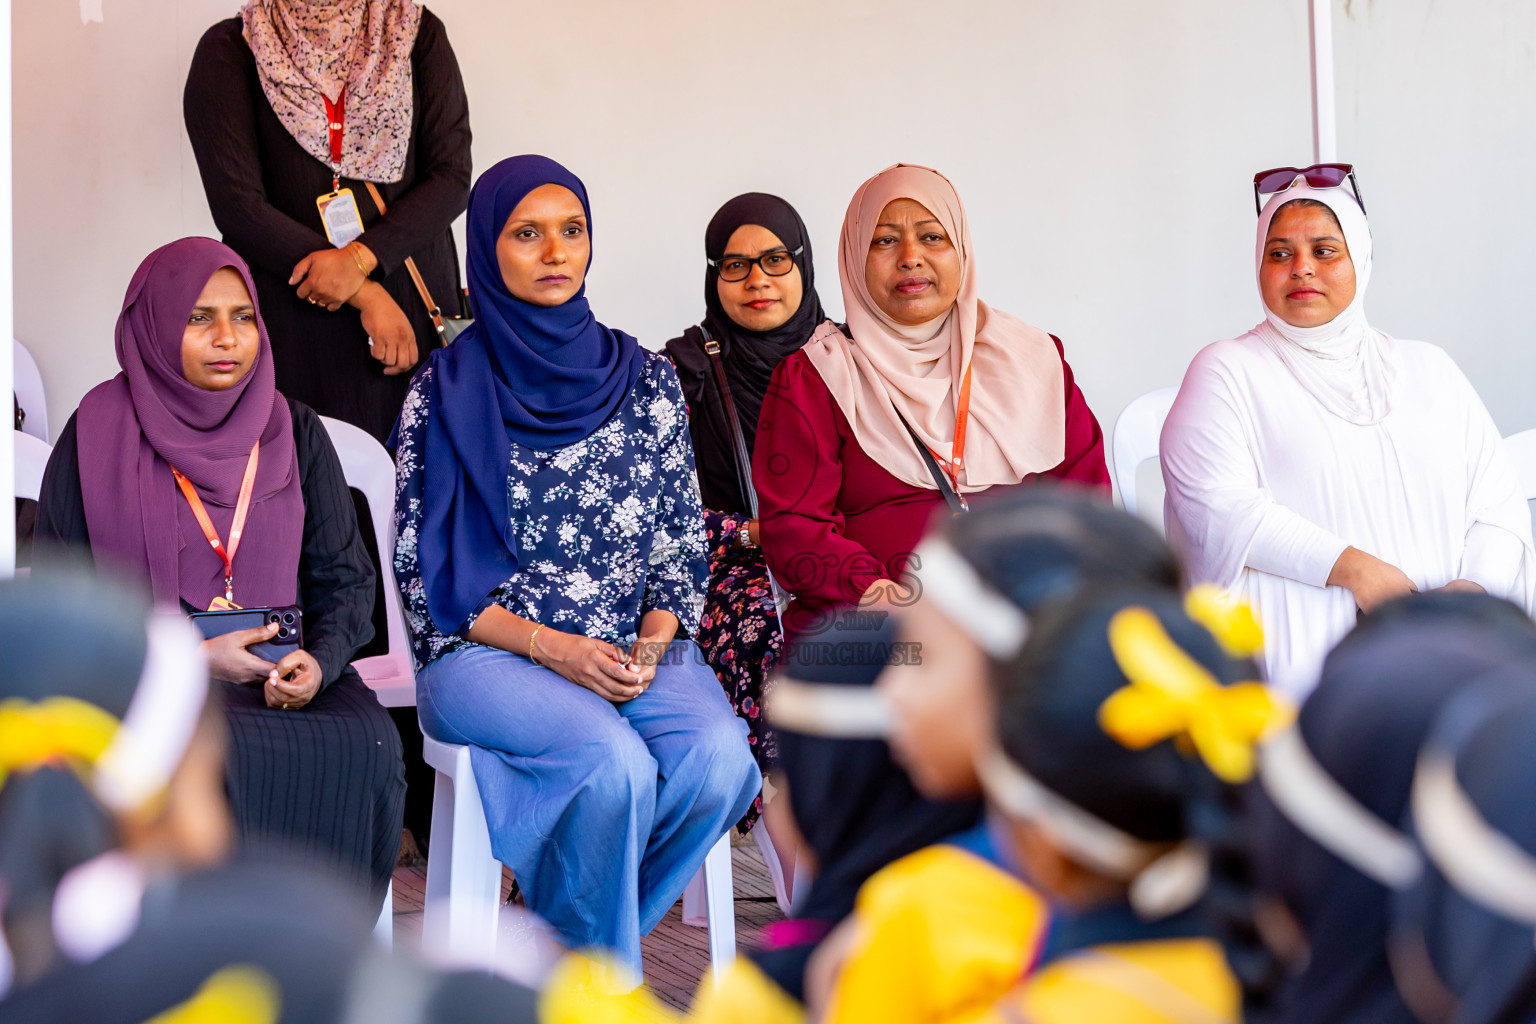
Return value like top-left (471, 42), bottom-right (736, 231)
top-left (1161, 331), bottom-right (1535, 698)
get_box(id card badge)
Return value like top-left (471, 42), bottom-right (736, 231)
top-left (316, 188), bottom-right (364, 247)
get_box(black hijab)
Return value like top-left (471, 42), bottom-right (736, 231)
top-left (664, 193), bottom-right (826, 514)
top-left (1394, 667), bottom-right (1536, 1024)
top-left (1246, 593), bottom-right (1536, 1024)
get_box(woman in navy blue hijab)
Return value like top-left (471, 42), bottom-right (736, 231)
top-left (392, 155), bottom-right (759, 973)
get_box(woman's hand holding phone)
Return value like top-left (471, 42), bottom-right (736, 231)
top-left (202, 621), bottom-right (279, 684)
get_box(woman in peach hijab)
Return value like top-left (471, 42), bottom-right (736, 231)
top-left (752, 164), bottom-right (1109, 636)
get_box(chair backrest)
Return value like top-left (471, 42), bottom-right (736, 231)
top-left (1504, 429), bottom-right (1536, 502)
top-left (1111, 385), bottom-right (1180, 517)
top-left (14, 430), bottom-right (51, 502)
top-left (319, 416), bottom-right (415, 707)
top-left (14, 340), bottom-right (47, 441)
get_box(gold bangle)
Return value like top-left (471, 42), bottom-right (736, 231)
top-left (528, 623), bottom-right (545, 666)
top-left (347, 241), bottom-right (370, 277)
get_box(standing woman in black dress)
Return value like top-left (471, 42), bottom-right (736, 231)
top-left (184, 0), bottom-right (471, 443)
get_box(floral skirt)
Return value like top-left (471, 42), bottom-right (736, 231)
top-left (697, 514), bottom-right (784, 833)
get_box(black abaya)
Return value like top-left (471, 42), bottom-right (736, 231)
top-left (35, 402), bottom-right (405, 904)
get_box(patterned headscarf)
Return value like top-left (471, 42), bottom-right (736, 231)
top-left (241, 0), bottom-right (422, 184)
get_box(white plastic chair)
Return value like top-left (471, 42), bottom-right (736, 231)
top-left (319, 416), bottom-right (415, 708)
top-left (1111, 385), bottom-right (1180, 517)
top-left (420, 729), bottom-right (737, 973)
top-left (316, 418), bottom-right (401, 942)
top-left (1505, 429), bottom-right (1536, 501)
top-left (13, 341), bottom-right (46, 441)
top-left (374, 882), bottom-right (393, 948)
top-left (14, 431), bottom-right (50, 502)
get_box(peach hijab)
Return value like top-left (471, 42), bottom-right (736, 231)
top-left (802, 164), bottom-right (1066, 493)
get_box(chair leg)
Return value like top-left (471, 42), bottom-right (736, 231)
top-left (423, 749), bottom-right (502, 964)
top-left (682, 862), bottom-right (707, 928)
top-left (751, 820), bottom-right (795, 915)
top-left (422, 767), bottom-right (456, 944)
top-left (702, 833), bottom-right (736, 975)
top-left (373, 879), bottom-right (394, 948)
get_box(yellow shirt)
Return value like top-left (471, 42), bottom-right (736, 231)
top-left (821, 843), bottom-right (1048, 1024)
top-left (539, 840), bottom-right (1045, 1024)
top-left (540, 953), bottom-right (803, 1024)
top-left (975, 938), bottom-right (1240, 1024)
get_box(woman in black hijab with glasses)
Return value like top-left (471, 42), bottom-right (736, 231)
top-left (665, 193), bottom-right (826, 890)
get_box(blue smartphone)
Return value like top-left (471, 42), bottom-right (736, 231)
top-left (190, 606), bottom-right (303, 665)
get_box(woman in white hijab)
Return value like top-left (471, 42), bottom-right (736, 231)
top-left (1161, 166), bottom-right (1535, 698)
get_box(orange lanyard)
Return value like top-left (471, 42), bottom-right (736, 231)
top-left (928, 362), bottom-right (973, 493)
top-left (170, 442), bottom-right (260, 605)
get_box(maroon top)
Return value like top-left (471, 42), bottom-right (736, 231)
top-left (752, 337), bottom-right (1109, 629)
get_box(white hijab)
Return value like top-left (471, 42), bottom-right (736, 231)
top-left (1253, 181), bottom-right (1396, 425)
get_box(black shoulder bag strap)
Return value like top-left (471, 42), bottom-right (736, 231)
top-left (690, 325), bottom-right (791, 614)
top-left (895, 411), bottom-right (969, 515)
top-left (690, 325), bottom-right (758, 517)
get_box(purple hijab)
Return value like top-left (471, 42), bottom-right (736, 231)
top-left (76, 237), bottom-right (303, 609)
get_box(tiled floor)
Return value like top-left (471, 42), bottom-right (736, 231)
top-left (391, 837), bottom-right (785, 1010)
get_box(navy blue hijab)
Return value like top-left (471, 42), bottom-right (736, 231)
top-left (417, 155), bottom-right (645, 633)
top-left (1395, 667), bottom-right (1536, 1024)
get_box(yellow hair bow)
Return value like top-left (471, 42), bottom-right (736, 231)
top-left (540, 952), bottom-right (805, 1024)
top-left (1183, 584), bottom-right (1264, 659)
top-left (541, 953), bottom-right (680, 1024)
top-left (0, 696), bottom-right (120, 790)
top-left (1098, 606), bottom-right (1292, 783)
top-left (145, 965), bottom-right (280, 1024)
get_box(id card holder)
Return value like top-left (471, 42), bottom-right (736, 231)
top-left (316, 188), bottom-right (364, 247)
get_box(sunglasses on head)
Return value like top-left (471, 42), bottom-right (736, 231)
top-left (1253, 163), bottom-right (1366, 216)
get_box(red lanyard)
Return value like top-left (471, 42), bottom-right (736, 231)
top-left (927, 362), bottom-right (974, 494)
top-left (170, 442), bottom-right (260, 605)
top-left (323, 89), bottom-right (346, 191)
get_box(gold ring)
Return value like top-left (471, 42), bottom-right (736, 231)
top-left (281, 702), bottom-right (290, 710)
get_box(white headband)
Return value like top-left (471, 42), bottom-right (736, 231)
top-left (914, 537), bottom-right (1029, 660)
top-left (975, 745), bottom-right (1209, 919)
top-left (1412, 748), bottom-right (1536, 926)
top-left (1258, 724), bottom-right (1423, 890)
top-left (93, 612), bottom-right (210, 813)
top-left (975, 744), bottom-right (1159, 878)
top-left (765, 677), bottom-right (894, 739)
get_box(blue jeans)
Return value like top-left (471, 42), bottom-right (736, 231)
top-left (416, 639), bottom-right (760, 971)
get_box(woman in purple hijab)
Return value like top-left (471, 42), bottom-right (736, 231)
top-left (34, 237), bottom-right (404, 908)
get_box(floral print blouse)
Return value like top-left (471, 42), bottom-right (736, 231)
top-left (392, 352), bottom-right (709, 668)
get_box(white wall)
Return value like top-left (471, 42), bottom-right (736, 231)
top-left (1333, 0), bottom-right (1536, 435)
top-left (18, 0), bottom-right (1527, 483)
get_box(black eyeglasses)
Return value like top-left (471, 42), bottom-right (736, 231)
top-left (708, 246), bottom-right (803, 283)
top-left (1253, 163), bottom-right (1366, 216)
